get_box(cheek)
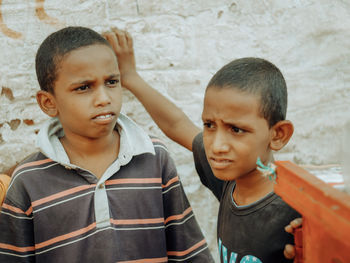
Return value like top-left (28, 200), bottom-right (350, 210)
top-left (115, 95), bottom-right (122, 106)
top-left (252, 138), bottom-right (271, 163)
top-left (112, 88), bottom-right (122, 105)
top-left (234, 139), bottom-right (262, 165)
top-left (234, 139), bottom-right (254, 154)
top-left (57, 99), bottom-right (86, 120)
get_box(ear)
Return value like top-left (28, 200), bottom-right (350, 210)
top-left (269, 120), bottom-right (294, 151)
top-left (36, 90), bottom-right (58, 117)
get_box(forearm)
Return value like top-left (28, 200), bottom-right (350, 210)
top-left (124, 72), bottom-right (200, 151)
top-left (105, 28), bottom-right (200, 150)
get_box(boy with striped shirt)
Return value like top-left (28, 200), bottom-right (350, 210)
top-left (0, 26), bottom-right (213, 263)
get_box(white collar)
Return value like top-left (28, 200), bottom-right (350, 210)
top-left (36, 113), bottom-right (155, 168)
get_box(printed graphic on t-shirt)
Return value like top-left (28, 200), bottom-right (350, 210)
top-left (219, 238), bottom-right (262, 263)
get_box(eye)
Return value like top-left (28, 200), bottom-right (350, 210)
top-left (203, 121), bottom-right (214, 129)
top-left (231, 126), bottom-right (244, 134)
top-left (106, 79), bottom-right (120, 87)
top-left (75, 85), bottom-right (89, 92)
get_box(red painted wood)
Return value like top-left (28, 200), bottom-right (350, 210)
top-left (274, 161), bottom-right (350, 263)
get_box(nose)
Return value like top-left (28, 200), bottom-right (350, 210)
top-left (94, 85), bottom-right (111, 107)
top-left (211, 130), bottom-right (230, 153)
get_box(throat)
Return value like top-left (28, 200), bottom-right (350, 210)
top-left (232, 177), bottom-right (274, 206)
top-left (60, 130), bottom-right (120, 179)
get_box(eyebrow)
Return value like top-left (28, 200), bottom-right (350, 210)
top-left (222, 120), bottom-right (255, 131)
top-left (106, 73), bottom-right (120, 79)
top-left (202, 116), bottom-right (253, 130)
top-left (70, 73), bottom-right (120, 86)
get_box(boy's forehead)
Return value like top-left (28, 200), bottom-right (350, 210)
top-left (52, 44), bottom-right (118, 89)
top-left (205, 85), bottom-right (262, 104)
top-left (54, 44), bottom-right (117, 71)
top-left (203, 86), bottom-right (265, 120)
top-left (58, 44), bottom-right (115, 61)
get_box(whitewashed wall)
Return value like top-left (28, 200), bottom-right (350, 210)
top-left (1, 0), bottom-right (349, 260)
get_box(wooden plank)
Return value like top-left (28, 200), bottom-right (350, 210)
top-left (274, 161), bottom-right (350, 263)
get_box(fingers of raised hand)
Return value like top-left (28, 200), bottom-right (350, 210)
top-left (111, 28), bottom-right (133, 49)
top-left (103, 30), bottom-right (120, 53)
top-left (290, 217), bottom-right (302, 228)
top-left (284, 224), bottom-right (294, 234)
top-left (285, 217), bottom-right (302, 234)
top-left (103, 28), bottom-right (133, 55)
top-left (283, 244), bottom-right (295, 259)
top-left (124, 31), bottom-right (133, 48)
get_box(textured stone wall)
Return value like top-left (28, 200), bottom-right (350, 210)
top-left (1, 0), bottom-right (349, 260)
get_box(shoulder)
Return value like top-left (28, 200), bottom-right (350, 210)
top-left (8, 152), bottom-right (56, 192)
top-left (147, 136), bottom-right (171, 163)
top-left (3, 152), bottom-right (51, 209)
top-left (147, 136), bottom-right (178, 180)
top-left (192, 132), bottom-right (204, 153)
top-left (148, 136), bottom-right (175, 164)
top-left (12, 152), bottom-right (55, 176)
top-left (271, 194), bottom-right (301, 219)
top-left (149, 136), bottom-right (169, 153)
top-left (192, 132), bottom-right (207, 169)
top-left (192, 132), bottom-right (208, 167)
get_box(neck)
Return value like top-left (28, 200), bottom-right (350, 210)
top-left (61, 130), bottom-right (119, 157)
top-left (60, 130), bottom-right (120, 179)
top-left (233, 169), bottom-right (274, 206)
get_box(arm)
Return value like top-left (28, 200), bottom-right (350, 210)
top-left (104, 29), bottom-right (200, 151)
top-left (4, 163), bottom-right (17, 175)
top-left (0, 174), bottom-right (11, 206)
top-left (0, 164), bottom-right (17, 205)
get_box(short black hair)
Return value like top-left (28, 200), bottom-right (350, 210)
top-left (206, 57), bottom-right (287, 127)
top-left (35, 26), bottom-right (111, 93)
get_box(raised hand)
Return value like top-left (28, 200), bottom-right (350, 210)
top-left (104, 28), bottom-right (137, 89)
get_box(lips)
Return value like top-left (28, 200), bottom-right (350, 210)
top-left (208, 157), bottom-right (233, 169)
top-left (92, 112), bottom-right (116, 124)
top-left (92, 112), bottom-right (115, 119)
top-left (94, 113), bottom-right (114, 119)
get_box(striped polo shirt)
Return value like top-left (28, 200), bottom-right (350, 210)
top-left (0, 114), bottom-right (214, 263)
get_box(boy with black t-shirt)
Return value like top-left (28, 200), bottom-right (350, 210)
top-left (105, 29), bottom-right (300, 262)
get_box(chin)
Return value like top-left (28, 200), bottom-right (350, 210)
top-left (212, 170), bottom-right (239, 182)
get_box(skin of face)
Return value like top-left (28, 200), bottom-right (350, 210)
top-left (202, 86), bottom-right (274, 182)
top-left (46, 44), bottom-right (122, 143)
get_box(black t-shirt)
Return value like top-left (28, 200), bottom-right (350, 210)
top-left (192, 132), bottom-right (300, 263)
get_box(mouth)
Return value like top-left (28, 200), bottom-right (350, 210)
top-left (93, 113), bottom-right (114, 119)
top-left (208, 157), bottom-right (233, 169)
top-left (92, 112), bottom-right (116, 123)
